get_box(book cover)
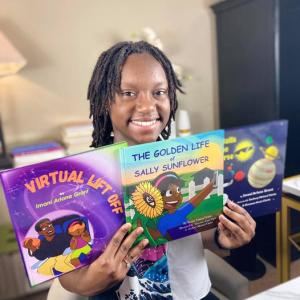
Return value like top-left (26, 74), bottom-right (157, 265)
top-left (0, 142), bottom-right (126, 286)
top-left (121, 130), bottom-right (224, 247)
top-left (224, 120), bottom-right (288, 217)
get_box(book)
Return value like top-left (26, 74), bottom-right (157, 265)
top-left (11, 142), bottom-right (63, 156)
top-left (61, 122), bottom-right (93, 139)
top-left (224, 120), bottom-right (288, 217)
top-left (60, 122), bottom-right (93, 155)
top-left (11, 142), bottom-right (66, 167)
top-left (120, 130), bottom-right (224, 247)
top-left (0, 142), bottom-right (126, 286)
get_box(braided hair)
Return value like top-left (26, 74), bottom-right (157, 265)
top-left (87, 41), bottom-right (184, 147)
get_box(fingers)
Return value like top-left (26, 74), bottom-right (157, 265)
top-left (223, 201), bottom-right (256, 233)
top-left (218, 222), bottom-right (233, 239)
top-left (219, 200), bottom-right (256, 244)
top-left (104, 223), bottom-right (132, 257)
top-left (227, 200), bottom-right (256, 228)
top-left (114, 227), bottom-right (146, 264)
top-left (103, 223), bottom-right (148, 266)
top-left (120, 238), bottom-right (149, 270)
top-left (126, 238), bottom-right (149, 263)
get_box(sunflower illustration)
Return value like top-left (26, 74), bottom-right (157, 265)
top-left (131, 181), bottom-right (164, 218)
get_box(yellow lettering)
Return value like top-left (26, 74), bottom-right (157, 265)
top-left (25, 180), bottom-right (36, 193)
top-left (67, 170), bottom-right (78, 183)
top-left (39, 175), bottom-right (50, 188)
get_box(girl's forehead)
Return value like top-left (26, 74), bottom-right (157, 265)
top-left (120, 53), bottom-right (168, 86)
top-left (122, 53), bottom-right (164, 72)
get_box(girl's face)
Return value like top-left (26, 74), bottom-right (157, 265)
top-left (109, 53), bottom-right (171, 146)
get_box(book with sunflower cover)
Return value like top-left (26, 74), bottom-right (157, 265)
top-left (120, 130), bottom-right (224, 247)
top-left (0, 142), bottom-right (126, 286)
top-left (224, 120), bottom-right (288, 217)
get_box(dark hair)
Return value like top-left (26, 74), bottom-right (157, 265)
top-left (35, 218), bottom-right (51, 232)
top-left (154, 171), bottom-right (182, 196)
top-left (88, 41), bottom-right (184, 147)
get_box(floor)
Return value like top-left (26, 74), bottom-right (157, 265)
top-left (13, 257), bottom-right (300, 300)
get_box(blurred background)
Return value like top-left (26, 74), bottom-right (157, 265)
top-left (0, 0), bottom-right (220, 146)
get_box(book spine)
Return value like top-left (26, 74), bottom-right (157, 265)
top-left (12, 147), bottom-right (65, 157)
top-left (119, 149), bottom-right (132, 225)
top-left (11, 143), bottom-right (63, 156)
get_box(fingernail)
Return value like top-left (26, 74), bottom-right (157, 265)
top-left (219, 214), bottom-right (225, 221)
top-left (136, 227), bottom-right (144, 235)
top-left (124, 223), bottom-right (132, 230)
top-left (143, 239), bottom-right (149, 246)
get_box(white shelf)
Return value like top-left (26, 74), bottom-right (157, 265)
top-left (282, 175), bottom-right (300, 197)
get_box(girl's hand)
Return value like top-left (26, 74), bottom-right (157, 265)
top-left (59, 223), bottom-right (148, 296)
top-left (217, 200), bottom-right (256, 249)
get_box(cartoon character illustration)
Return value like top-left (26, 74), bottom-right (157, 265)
top-left (131, 171), bottom-right (215, 243)
top-left (23, 217), bottom-right (74, 276)
top-left (234, 139), bottom-right (255, 162)
top-left (23, 214), bottom-right (92, 276)
top-left (67, 220), bottom-right (92, 267)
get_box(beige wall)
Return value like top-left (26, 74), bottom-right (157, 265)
top-left (1, 0), bottom-right (221, 146)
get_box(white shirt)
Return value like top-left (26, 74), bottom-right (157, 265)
top-left (167, 233), bottom-right (211, 300)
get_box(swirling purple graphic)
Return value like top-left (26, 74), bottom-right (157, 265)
top-left (1, 149), bottom-right (125, 285)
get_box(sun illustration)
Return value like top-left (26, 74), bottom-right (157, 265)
top-left (131, 181), bottom-right (164, 218)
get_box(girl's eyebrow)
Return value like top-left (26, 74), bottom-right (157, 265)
top-left (120, 81), bottom-right (168, 88)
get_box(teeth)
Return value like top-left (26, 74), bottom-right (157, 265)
top-left (131, 119), bottom-right (157, 127)
top-left (166, 201), bottom-right (178, 204)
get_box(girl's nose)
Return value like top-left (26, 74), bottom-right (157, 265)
top-left (136, 92), bottom-right (156, 113)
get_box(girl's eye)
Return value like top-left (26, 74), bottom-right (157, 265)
top-left (154, 90), bottom-right (167, 97)
top-left (121, 91), bottom-right (136, 97)
top-left (165, 190), bottom-right (172, 197)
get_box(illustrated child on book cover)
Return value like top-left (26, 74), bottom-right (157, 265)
top-left (131, 171), bottom-right (216, 243)
top-left (23, 214), bottom-right (92, 276)
top-left (0, 143), bottom-right (126, 286)
top-left (122, 131), bottom-right (224, 247)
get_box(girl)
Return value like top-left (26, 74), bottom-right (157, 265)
top-left (60, 41), bottom-right (256, 300)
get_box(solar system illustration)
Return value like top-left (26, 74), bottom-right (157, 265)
top-left (224, 120), bottom-right (288, 217)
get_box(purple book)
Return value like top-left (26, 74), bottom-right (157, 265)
top-left (0, 142), bottom-right (126, 286)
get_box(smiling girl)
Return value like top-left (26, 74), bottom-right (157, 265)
top-left (59, 41), bottom-right (256, 300)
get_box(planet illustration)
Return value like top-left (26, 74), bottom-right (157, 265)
top-left (248, 158), bottom-right (276, 188)
top-left (234, 170), bottom-right (245, 182)
top-left (260, 145), bottom-right (280, 160)
top-left (234, 140), bottom-right (255, 162)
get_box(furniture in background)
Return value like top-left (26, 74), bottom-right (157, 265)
top-left (246, 276), bottom-right (300, 300)
top-left (276, 193), bottom-right (300, 283)
top-left (0, 223), bottom-right (51, 300)
top-left (47, 249), bottom-right (249, 300)
top-left (212, 0), bottom-right (300, 271)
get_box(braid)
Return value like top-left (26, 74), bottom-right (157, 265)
top-left (87, 41), bottom-right (184, 147)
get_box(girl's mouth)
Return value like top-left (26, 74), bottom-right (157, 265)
top-left (130, 118), bottom-right (160, 127)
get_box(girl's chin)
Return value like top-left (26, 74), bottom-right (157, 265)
top-left (128, 128), bottom-right (163, 144)
top-left (131, 134), bottom-right (160, 145)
